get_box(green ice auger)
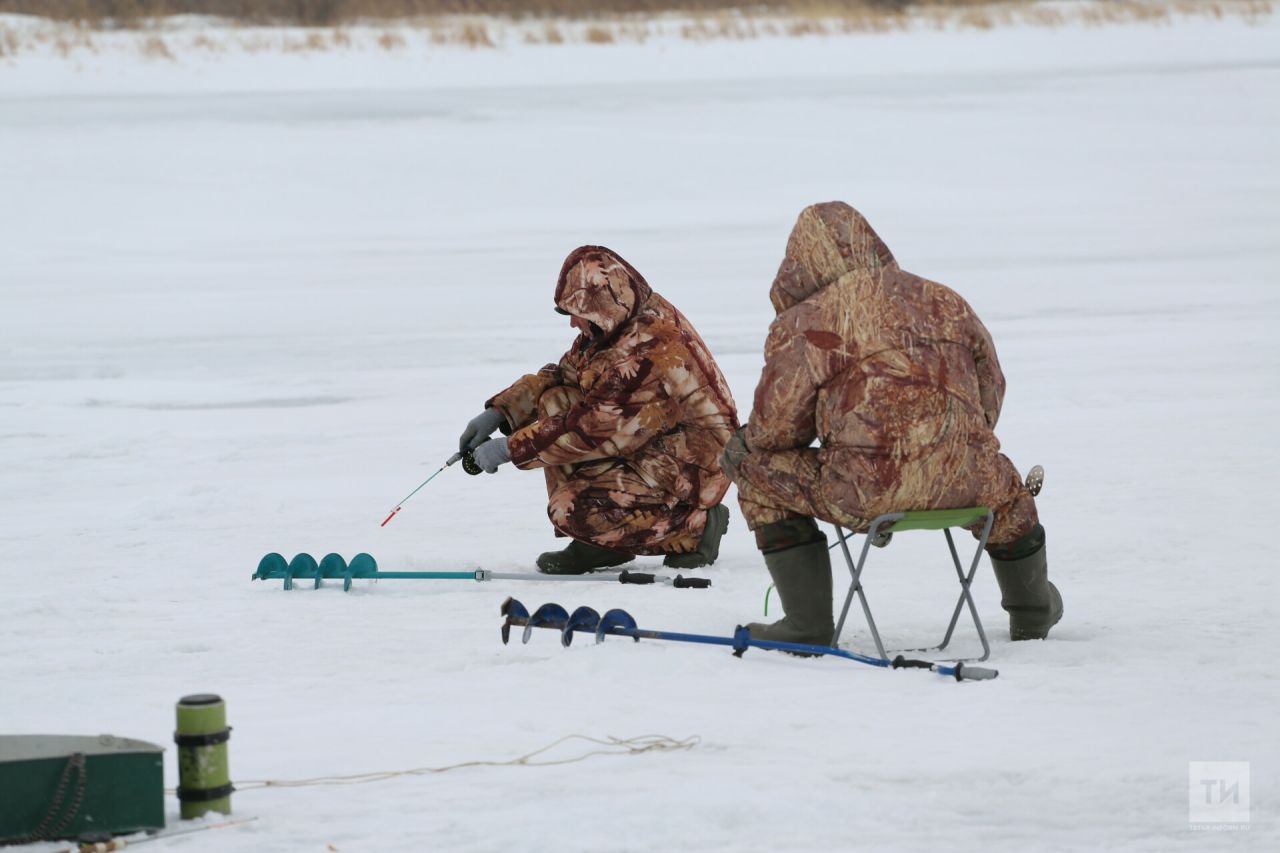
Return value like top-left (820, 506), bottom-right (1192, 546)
top-left (252, 553), bottom-right (711, 590)
top-left (175, 694), bottom-right (232, 820)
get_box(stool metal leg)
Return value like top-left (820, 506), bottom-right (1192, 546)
top-left (831, 514), bottom-right (902, 659)
top-left (934, 511), bottom-right (994, 662)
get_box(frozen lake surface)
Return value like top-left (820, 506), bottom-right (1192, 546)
top-left (2, 13), bottom-right (1278, 852)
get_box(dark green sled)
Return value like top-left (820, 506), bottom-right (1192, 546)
top-left (0, 734), bottom-right (164, 844)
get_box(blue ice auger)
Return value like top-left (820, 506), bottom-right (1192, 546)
top-left (252, 553), bottom-right (711, 592)
top-left (499, 597), bottom-right (998, 682)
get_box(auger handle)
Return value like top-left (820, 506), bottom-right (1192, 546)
top-left (672, 575), bottom-right (710, 589)
top-left (616, 572), bottom-right (710, 588)
top-left (953, 663), bottom-right (999, 681)
top-left (892, 656), bottom-right (999, 681)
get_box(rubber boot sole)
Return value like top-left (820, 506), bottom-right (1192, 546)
top-left (536, 543), bottom-right (635, 575)
top-left (745, 619), bottom-right (833, 655)
top-left (1008, 581), bottom-right (1063, 640)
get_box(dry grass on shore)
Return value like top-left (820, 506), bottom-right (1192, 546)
top-left (0, 0), bottom-right (1271, 60)
top-left (17, 2), bottom-right (895, 29)
top-left (0, 0), bottom-right (1272, 28)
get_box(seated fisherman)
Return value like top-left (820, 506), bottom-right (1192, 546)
top-left (721, 202), bottom-right (1062, 644)
top-left (461, 245), bottom-right (739, 573)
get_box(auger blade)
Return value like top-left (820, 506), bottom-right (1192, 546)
top-left (285, 553), bottom-right (318, 590)
top-left (562, 606), bottom-right (601, 647)
top-left (317, 553), bottom-right (348, 590)
top-left (595, 608), bottom-right (639, 644)
top-left (254, 552), bottom-right (288, 581)
top-left (348, 553), bottom-right (378, 577)
top-left (500, 597), bottom-right (529, 645)
top-left (524, 603), bottom-right (569, 645)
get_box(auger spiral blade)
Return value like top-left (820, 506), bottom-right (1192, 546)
top-left (524, 603), bottom-right (569, 645)
top-left (596, 608), bottom-right (640, 644)
top-left (562, 606), bottom-right (601, 647)
top-left (254, 552), bottom-right (288, 581)
top-left (317, 553), bottom-right (348, 590)
top-left (500, 597), bottom-right (530, 645)
top-left (285, 553), bottom-right (318, 591)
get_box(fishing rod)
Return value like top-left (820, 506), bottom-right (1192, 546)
top-left (380, 451), bottom-right (467, 527)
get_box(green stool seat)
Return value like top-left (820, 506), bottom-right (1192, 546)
top-left (881, 507), bottom-right (991, 532)
top-left (831, 507), bottom-right (994, 662)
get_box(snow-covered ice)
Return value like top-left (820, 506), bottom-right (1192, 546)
top-left (2, 12), bottom-right (1278, 852)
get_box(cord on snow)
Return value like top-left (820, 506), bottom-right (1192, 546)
top-left (168, 734), bottom-right (699, 793)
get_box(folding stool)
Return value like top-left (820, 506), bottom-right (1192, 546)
top-left (830, 507), bottom-right (995, 662)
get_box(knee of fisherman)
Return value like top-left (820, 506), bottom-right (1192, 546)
top-left (459, 245), bottom-right (740, 574)
top-left (721, 202), bottom-right (1062, 645)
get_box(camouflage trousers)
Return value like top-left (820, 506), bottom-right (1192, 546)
top-left (536, 386), bottom-right (709, 556)
top-left (732, 440), bottom-right (1038, 548)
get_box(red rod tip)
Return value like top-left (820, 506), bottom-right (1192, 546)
top-left (380, 507), bottom-right (401, 527)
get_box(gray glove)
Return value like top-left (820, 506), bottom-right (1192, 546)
top-left (472, 436), bottom-right (511, 474)
top-left (719, 426), bottom-right (749, 482)
top-left (459, 408), bottom-right (506, 453)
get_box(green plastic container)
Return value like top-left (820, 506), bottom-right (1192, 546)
top-left (175, 694), bottom-right (232, 820)
top-left (0, 734), bottom-right (164, 843)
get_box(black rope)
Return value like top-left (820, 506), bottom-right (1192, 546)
top-left (47, 753), bottom-right (88, 840)
top-left (5, 751), bottom-right (88, 844)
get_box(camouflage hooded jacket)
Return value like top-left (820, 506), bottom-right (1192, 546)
top-left (487, 246), bottom-right (739, 511)
top-left (744, 202), bottom-right (1008, 497)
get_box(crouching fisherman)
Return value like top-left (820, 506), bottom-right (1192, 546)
top-left (461, 246), bottom-right (739, 573)
top-left (721, 203), bottom-right (1063, 644)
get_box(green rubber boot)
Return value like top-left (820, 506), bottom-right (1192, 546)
top-left (989, 524), bottom-right (1063, 641)
top-left (745, 517), bottom-right (834, 646)
top-left (663, 504), bottom-right (730, 570)
top-left (536, 540), bottom-right (634, 575)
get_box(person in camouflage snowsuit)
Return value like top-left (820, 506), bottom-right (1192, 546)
top-left (722, 202), bottom-right (1062, 644)
top-left (460, 245), bottom-right (739, 573)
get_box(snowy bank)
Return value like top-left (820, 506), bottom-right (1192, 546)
top-left (0, 2), bottom-right (1274, 96)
